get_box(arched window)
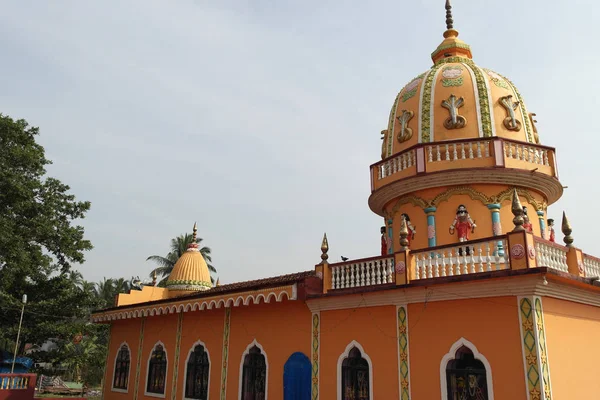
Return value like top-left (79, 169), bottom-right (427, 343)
top-left (341, 347), bottom-right (370, 400)
top-left (441, 338), bottom-right (493, 400)
top-left (112, 344), bottom-right (130, 391)
top-left (240, 343), bottom-right (267, 400)
top-left (184, 343), bottom-right (210, 400)
top-left (146, 343), bottom-right (168, 396)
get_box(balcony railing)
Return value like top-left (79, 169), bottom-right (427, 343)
top-left (317, 230), bottom-right (594, 293)
top-left (411, 236), bottom-right (509, 279)
top-left (371, 137), bottom-right (557, 190)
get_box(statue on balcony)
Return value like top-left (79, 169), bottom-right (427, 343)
top-left (548, 218), bottom-right (555, 242)
top-left (449, 205), bottom-right (476, 242)
top-left (499, 95), bottom-right (522, 131)
top-left (400, 213), bottom-right (416, 246)
top-left (522, 206), bottom-right (533, 233)
top-left (396, 110), bottom-right (414, 143)
top-left (380, 129), bottom-right (388, 159)
top-left (380, 226), bottom-right (392, 256)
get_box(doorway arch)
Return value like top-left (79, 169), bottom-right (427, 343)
top-left (283, 352), bottom-right (311, 400)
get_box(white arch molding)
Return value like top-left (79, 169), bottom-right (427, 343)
top-left (111, 341), bottom-right (132, 393)
top-left (336, 341), bottom-right (374, 400)
top-left (440, 337), bottom-right (494, 400)
top-left (238, 339), bottom-right (269, 400)
top-left (182, 340), bottom-right (211, 400)
top-left (144, 340), bottom-right (169, 398)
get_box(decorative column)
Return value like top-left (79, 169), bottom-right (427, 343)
top-left (387, 218), bottom-right (394, 254)
top-left (537, 210), bottom-right (547, 239)
top-left (487, 203), bottom-right (504, 255)
top-left (311, 312), bottom-right (320, 400)
top-left (424, 207), bottom-right (437, 247)
top-left (171, 313), bottom-right (184, 400)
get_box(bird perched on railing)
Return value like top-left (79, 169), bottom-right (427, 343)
top-left (341, 256), bottom-right (349, 262)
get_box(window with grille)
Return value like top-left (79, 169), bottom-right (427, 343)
top-left (113, 344), bottom-right (130, 390)
top-left (241, 345), bottom-right (266, 400)
top-left (341, 347), bottom-right (370, 400)
top-left (146, 344), bottom-right (167, 395)
top-left (185, 344), bottom-right (210, 399)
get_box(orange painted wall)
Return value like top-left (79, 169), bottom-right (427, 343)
top-left (542, 297), bottom-right (600, 398)
top-left (103, 319), bottom-right (143, 399)
top-left (138, 313), bottom-right (178, 400)
top-left (226, 300), bottom-right (312, 399)
top-left (320, 305), bottom-right (399, 400)
top-left (177, 308), bottom-right (225, 400)
top-left (408, 296), bottom-right (526, 399)
top-left (386, 184), bottom-right (546, 250)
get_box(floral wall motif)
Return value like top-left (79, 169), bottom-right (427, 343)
top-left (170, 313), bottom-right (184, 400)
top-left (311, 312), bottom-right (320, 400)
top-left (518, 297), bottom-right (553, 400)
top-left (133, 317), bottom-right (146, 400)
top-left (397, 306), bottom-right (411, 400)
top-left (220, 308), bottom-right (231, 400)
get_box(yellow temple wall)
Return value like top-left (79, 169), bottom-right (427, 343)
top-left (226, 300), bottom-right (312, 398)
top-left (386, 184), bottom-right (546, 250)
top-left (542, 297), bottom-right (600, 398)
top-left (139, 313), bottom-right (179, 400)
top-left (178, 308), bottom-right (225, 400)
top-left (408, 295), bottom-right (526, 399)
top-left (319, 305), bottom-right (399, 399)
top-left (103, 319), bottom-right (143, 398)
top-left (116, 285), bottom-right (169, 307)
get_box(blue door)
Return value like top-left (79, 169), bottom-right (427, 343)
top-left (283, 352), bottom-right (311, 400)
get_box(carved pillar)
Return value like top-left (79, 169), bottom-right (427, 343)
top-left (424, 207), bottom-right (437, 247)
top-left (487, 203), bottom-right (504, 256)
top-left (387, 218), bottom-right (394, 254)
top-left (537, 210), bottom-right (547, 239)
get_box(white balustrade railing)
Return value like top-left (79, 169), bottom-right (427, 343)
top-left (503, 142), bottom-right (550, 166)
top-left (583, 255), bottom-right (600, 278)
top-left (412, 238), bottom-right (509, 280)
top-left (426, 140), bottom-right (490, 162)
top-left (330, 257), bottom-right (394, 289)
top-left (534, 240), bottom-right (568, 273)
top-left (378, 150), bottom-right (416, 179)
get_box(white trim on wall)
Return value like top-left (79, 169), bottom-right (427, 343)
top-left (111, 341), bottom-right (132, 393)
top-left (182, 339), bottom-right (212, 400)
top-left (238, 339), bottom-right (269, 400)
top-left (336, 341), bottom-right (374, 400)
top-left (439, 337), bottom-right (494, 400)
top-left (144, 340), bottom-right (169, 399)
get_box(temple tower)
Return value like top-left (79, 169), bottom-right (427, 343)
top-left (369, 1), bottom-right (562, 253)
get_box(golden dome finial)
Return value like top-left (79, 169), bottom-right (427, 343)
top-left (399, 215), bottom-right (409, 249)
top-left (511, 189), bottom-right (525, 232)
top-left (320, 233), bottom-right (329, 263)
top-left (445, 0), bottom-right (454, 30)
top-left (192, 222), bottom-right (197, 241)
top-left (562, 211), bottom-right (574, 247)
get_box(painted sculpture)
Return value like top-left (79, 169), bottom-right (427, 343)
top-left (400, 213), bottom-right (416, 246)
top-left (441, 94), bottom-right (467, 129)
top-left (396, 110), bottom-right (414, 143)
top-left (449, 205), bottom-right (476, 242)
top-left (548, 218), bottom-right (555, 242)
top-left (380, 226), bottom-right (392, 256)
top-left (522, 206), bottom-right (533, 233)
top-left (380, 129), bottom-right (388, 159)
top-left (499, 95), bottom-right (522, 131)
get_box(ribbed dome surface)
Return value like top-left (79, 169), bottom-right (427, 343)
top-left (166, 230), bottom-right (212, 296)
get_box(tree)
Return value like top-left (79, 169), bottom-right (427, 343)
top-left (147, 233), bottom-right (216, 286)
top-left (0, 113), bottom-right (94, 353)
top-left (94, 277), bottom-right (132, 309)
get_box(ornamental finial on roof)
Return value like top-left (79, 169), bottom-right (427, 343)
top-left (187, 222), bottom-right (200, 251)
top-left (445, 0), bottom-right (454, 30)
top-left (320, 233), bottom-right (329, 263)
top-left (192, 222), bottom-right (197, 241)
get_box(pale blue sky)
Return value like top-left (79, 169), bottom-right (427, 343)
top-left (1, 0), bottom-right (598, 284)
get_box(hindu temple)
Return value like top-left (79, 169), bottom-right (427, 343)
top-left (92, 2), bottom-right (600, 399)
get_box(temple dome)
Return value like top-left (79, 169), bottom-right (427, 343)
top-left (166, 223), bottom-right (213, 297)
top-left (380, 29), bottom-right (540, 160)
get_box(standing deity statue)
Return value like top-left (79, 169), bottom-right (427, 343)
top-left (547, 218), bottom-right (555, 242)
top-left (449, 205), bottom-right (476, 242)
top-left (380, 226), bottom-right (392, 256)
top-left (522, 206), bottom-right (533, 233)
top-left (400, 213), bottom-right (417, 246)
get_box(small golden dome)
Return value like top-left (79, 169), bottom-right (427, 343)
top-left (380, 1), bottom-right (539, 160)
top-left (166, 223), bottom-right (212, 297)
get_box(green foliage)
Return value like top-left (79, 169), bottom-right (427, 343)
top-left (147, 233), bottom-right (216, 285)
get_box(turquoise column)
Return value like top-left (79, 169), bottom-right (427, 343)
top-left (487, 203), bottom-right (504, 256)
top-left (424, 207), bottom-right (437, 247)
top-left (537, 210), bottom-right (546, 239)
top-left (387, 219), bottom-right (394, 254)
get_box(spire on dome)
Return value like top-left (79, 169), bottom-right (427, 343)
top-left (431, 0), bottom-right (472, 63)
top-left (187, 222), bottom-right (200, 251)
top-left (445, 0), bottom-right (453, 30)
top-left (192, 222), bottom-right (197, 241)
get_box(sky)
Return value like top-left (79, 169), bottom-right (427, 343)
top-left (1, 0), bottom-right (599, 284)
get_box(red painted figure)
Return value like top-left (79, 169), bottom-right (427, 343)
top-left (380, 226), bottom-right (390, 255)
top-left (548, 218), bottom-right (555, 242)
top-left (522, 206), bottom-right (533, 233)
top-left (450, 204), bottom-right (476, 242)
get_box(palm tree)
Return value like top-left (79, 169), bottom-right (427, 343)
top-left (147, 233), bottom-right (216, 285)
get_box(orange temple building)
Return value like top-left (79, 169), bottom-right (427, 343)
top-left (92, 2), bottom-right (600, 399)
